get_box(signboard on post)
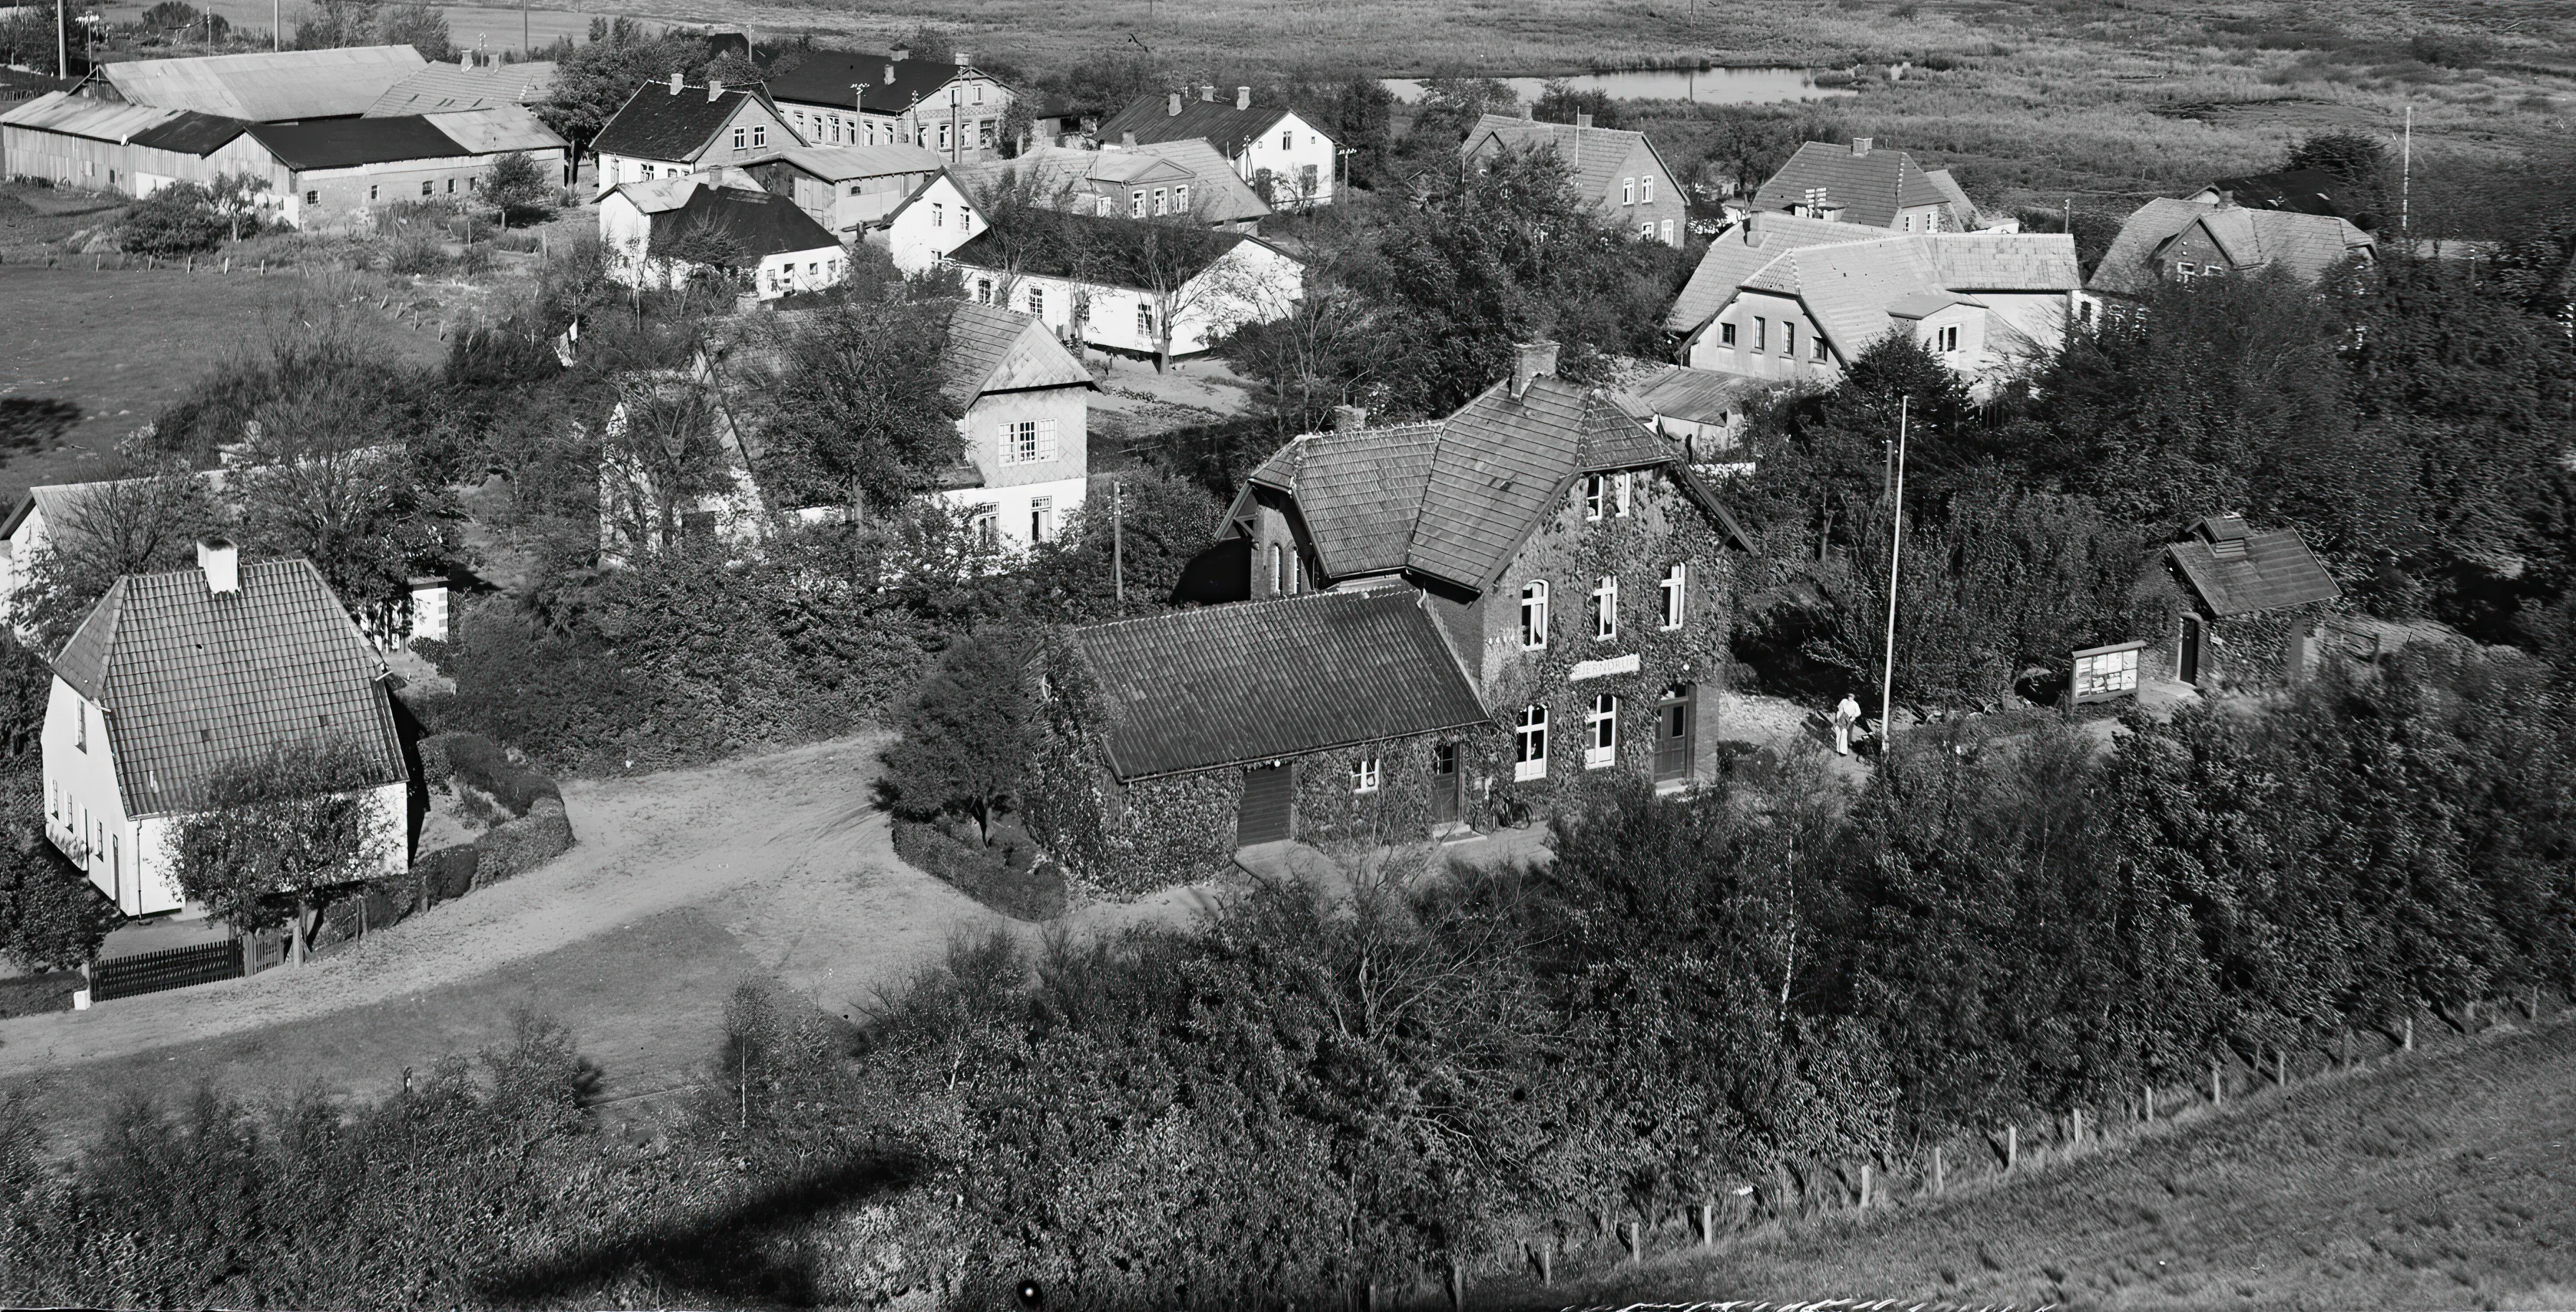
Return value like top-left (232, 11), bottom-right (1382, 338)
top-left (2071, 640), bottom-right (2146, 705)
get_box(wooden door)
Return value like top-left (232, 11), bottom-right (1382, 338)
top-left (1237, 763), bottom-right (1294, 846)
top-left (1430, 743), bottom-right (1462, 825)
top-left (1654, 686), bottom-right (1695, 784)
top-left (2179, 616), bottom-right (2204, 685)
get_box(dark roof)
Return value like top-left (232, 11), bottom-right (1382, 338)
top-left (1070, 589), bottom-right (1489, 779)
top-left (2206, 168), bottom-right (2350, 218)
top-left (1749, 140), bottom-right (1961, 229)
top-left (647, 185), bottom-right (839, 264)
top-left (2166, 516), bottom-right (2340, 617)
top-left (245, 115), bottom-right (464, 169)
top-left (592, 82), bottom-right (773, 162)
top-left (1097, 90), bottom-right (1294, 153)
top-left (127, 108), bottom-right (251, 154)
top-left (759, 48), bottom-right (974, 115)
top-left (50, 557), bottom-right (405, 817)
top-left (946, 208), bottom-right (1259, 289)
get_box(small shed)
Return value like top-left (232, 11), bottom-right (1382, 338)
top-left (2161, 514), bottom-right (2340, 688)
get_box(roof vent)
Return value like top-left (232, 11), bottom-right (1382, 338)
top-left (197, 539), bottom-right (239, 596)
top-left (1511, 341), bottom-right (1559, 400)
top-left (1852, 137), bottom-right (1873, 156)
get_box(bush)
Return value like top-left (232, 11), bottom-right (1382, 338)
top-left (426, 731), bottom-right (562, 817)
top-left (0, 839), bottom-right (120, 973)
top-left (117, 183), bottom-right (228, 256)
top-left (892, 817), bottom-right (1066, 921)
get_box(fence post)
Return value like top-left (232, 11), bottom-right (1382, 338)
top-left (1447, 1257), bottom-right (1464, 1311)
top-left (2071, 1108), bottom-right (2084, 1144)
top-left (1623, 1220), bottom-right (1641, 1264)
top-left (1860, 1162), bottom-right (1873, 1210)
top-left (2144, 1084), bottom-right (2156, 1121)
top-left (2005, 1124), bottom-right (2018, 1173)
top-left (1932, 1145), bottom-right (1944, 1195)
top-left (2211, 1058), bottom-right (2223, 1106)
top-left (1534, 1240), bottom-right (1552, 1286)
top-left (2403, 1015), bottom-right (2414, 1051)
top-left (1698, 1201), bottom-right (1716, 1247)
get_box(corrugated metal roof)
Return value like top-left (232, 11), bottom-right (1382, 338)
top-left (2168, 522), bottom-right (2340, 617)
top-left (128, 108), bottom-right (251, 154)
top-left (105, 45), bottom-right (428, 120)
top-left (363, 59), bottom-right (554, 116)
top-left (50, 557), bottom-right (405, 818)
top-left (0, 90), bottom-right (180, 143)
top-left (421, 104), bottom-right (564, 155)
top-left (1071, 589), bottom-right (1488, 779)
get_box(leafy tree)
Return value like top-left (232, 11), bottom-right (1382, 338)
top-left (170, 738), bottom-right (399, 965)
top-left (2287, 129), bottom-right (2388, 190)
top-left (595, 371), bottom-right (734, 556)
top-left (482, 151), bottom-right (553, 228)
top-left (377, 1), bottom-right (449, 60)
top-left (288, 0), bottom-right (378, 48)
top-left (537, 31), bottom-right (706, 150)
top-left (1532, 79), bottom-right (1625, 130)
top-left (878, 631), bottom-right (1034, 844)
top-left (233, 378), bottom-right (457, 619)
top-left (1019, 470), bottom-right (1224, 624)
top-left (1399, 75), bottom-right (1517, 158)
top-left (0, 839), bottom-right (119, 973)
top-left (11, 456), bottom-right (226, 654)
top-left (746, 296), bottom-right (960, 513)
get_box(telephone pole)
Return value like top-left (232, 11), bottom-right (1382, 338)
top-left (1878, 395), bottom-right (1909, 742)
top-left (1112, 481), bottom-right (1126, 607)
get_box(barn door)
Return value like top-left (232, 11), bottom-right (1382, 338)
top-left (1237, 763), bottom-right (1294, 846)
top-left (2179, 616), bottom-right (2205, 685)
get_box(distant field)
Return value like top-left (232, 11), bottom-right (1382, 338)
top-left (1509, 1010), bottom-right (2576, 1311)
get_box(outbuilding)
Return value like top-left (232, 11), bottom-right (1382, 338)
top-left (2160, 514), bottom-right (2342, 689)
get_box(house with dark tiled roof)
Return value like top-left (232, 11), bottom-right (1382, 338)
top-left (757, 45), bottom-right (1013, 163)
top-left (600, 177), bottom-right (847, 299)
top-left (2159, 514), bottom-right (2342, 689)
top-left (1024, 344), bottom-right (1754, 882)
top-left (2088, 196), bottom-right (2376, 300)
top-left (946, 207), bottom-right (1301, 361)
top-left (1461, 110), bottom-right (1685, 246)
top-left (1664, 212), bottom-right (2092, 393)
top-left (41, 543), bottom-right (410, 917)
top-left (1097, 84), bottom-right (1338, 207)
top-left (1746, 138), bottom-right (1981, 232)
top-left (590, 74), bottom-right (799, 198)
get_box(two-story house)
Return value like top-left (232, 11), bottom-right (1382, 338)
top-left (590, 74), bottom-right (800, 197)
top-left (950, 140), bottom-right (1272, 232)
top-left (1461, 110), bottom-right (1686, 246)
top-left (1022, 343), bottom-right (1753, 888)
top-left (1745, 138), bottom-right (1982, 233)
top-left (759, 46), bottom-right (1013, 163)
top-left (1097, 85), bottom-right (1338, 208)
top-left (2087, 196), bottom-right (2376, 302)
top-left (1662, 212), bottom-right (2090, 394)
top-left (42, 541), bottom-right (410, 918)
top-left (934, 301), bottom-right (1097, 550)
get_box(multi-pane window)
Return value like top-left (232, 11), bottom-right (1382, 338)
top-left (1641, 175), bottom-right (1655, 203)
top-left (1514, 705), bottom-right (1549, 781)
top-left (1153, 188), bottom-right (1168, 216)
top-left (1936, 325), bottom-right (1961, 352)
top-left (1002, 419), bottom-right (1059, 465)
top-left (1173, 184), bottom-right (1190, 211)
top-left (1280, 130), bottom-right (1294, 151)
top-left (1027, 285), bottom-right (1045, 318)
top-left (1519, 581), bottom-right (1549, 649)
top-left (1812, 334), bottom-right (1830, 362)
top-left (969, 508), bottom-right (999, 547)
top-left (1583, 474), bottom-right (1606, 521)
top-left (751, 125), bottom-right (766, 147)
top-left (1351, 756), bottom-right (1380, 794)
top-left (1614, 471), bottom-right (1633, 516)
top-left (1131, 190), bottom-right (1146, 218)
top-left (932, 201), bottom-right (946, 228)
top-left (1137, 302), bottom-right (1156, 337)
top-left (1640, 222), bottom-right (1655, 239)
top-left (420, 180), bottom-right (433, 197)
top-left (1661, 219), bottom-right (1674, 243)
top-left (1592, 576), bottom-right (1618, 640)
top-left (1660, 564), bottom-right (1686, 629)
top-left (1755, 317), bottom-right (1769, 351)
top-left (1720, 322), bottom-right (1737, 347)
top-left (975, 277), bottom-right (992, 303)
top-left (1622, 178), bottom-right (1635, 206)
top-left (1585, 694), bottom-right (1618, 769)
top-left (1030, 496), bottom-right (1054, 544)
top-left (938, 122), bottom-right (952, 152)
top-left (732, 126), bottom-right (746, 149)
top-left (1784, 322), bottom-right (1797, 357)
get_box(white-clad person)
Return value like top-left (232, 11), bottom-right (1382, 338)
top-left (1832, 693), bottom-right (1863, 756)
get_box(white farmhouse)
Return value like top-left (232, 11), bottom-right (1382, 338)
top-left (42, 542), bottom-right (410, 918)
top-left (873, 171), bottom-right (984, 274)
top-left (945, 209), bottom-right (1302, 362)
top-left (1097, 85), bottom-right (1339, 208)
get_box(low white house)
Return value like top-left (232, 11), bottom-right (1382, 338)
top-left (935, 302), bottom-right (1097, 549)
top-left (945, 209), bottom-right (1302, 360)
top-left (598, 174), bottom-right (847, 299)
top-left (42, 543), bottom-right (409, 918)
top-left (1097, 85), bottom-right (1339, 207)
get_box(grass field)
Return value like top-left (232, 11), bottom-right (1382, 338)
top-left (1492, 1009), bottom-right (2576, 1311)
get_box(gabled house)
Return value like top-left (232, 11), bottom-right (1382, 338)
top-left (80, 45), bottom-right (428, 120)
top-left (1461, 110), bottom-right (1686, 246)
top-left (945, 208), bottom-right (1302, 360)
top-left (2158, 514), bottom-right (2342, 690)
top-left (590, 75), bottom-right (799, 197)
top-left (1745, 138), bottom-right (1981, 233)
top-left (2185, 168), bottom-right (2357, 221)
top-left (363, 53), bottom-right (555, 117)
top-left (740, 142), bottom-right (944, 238)
top-left (601, 176), bottom-right (847, 298)
top-left (2087, 196), bottom-right (2377, 300)
top-left (1097, 85), bottom-right (1338, 208)
top-left (1664, 213), bottom-right (2090, 391)
top-left (597, 359), bottom-right (772, 562)
top-left (758, 45), bottom-right (1014, 163)
top-left (950, 139), bottom-right (1272, 232)
top-left (42, 543), bottom-right (410, 917)
top-left (933, 301), bottom-right (1097, 550)
top-left (865, 170), bottom-right (984, 274)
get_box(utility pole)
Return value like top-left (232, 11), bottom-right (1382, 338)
top-left (1878, 395), bottom-right (1908, 743)
top-left (55, 0), bottom-right (66, 77)
top-left (1112, 481), bottom-right (1126, 607)
top-left (271, 0), bottom-right (279, 50)
top-left (522, 0), bottom-right (529, 54)
top-left (2400, 103), bottom-right (2413, 240)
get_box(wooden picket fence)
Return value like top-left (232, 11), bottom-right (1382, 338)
top-left (90, 937), bottom-right (243, 1002)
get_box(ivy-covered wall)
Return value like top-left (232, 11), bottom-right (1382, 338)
top-left (1022, 636), bottom-right (1237, 896)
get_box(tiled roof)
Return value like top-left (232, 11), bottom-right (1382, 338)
top-left (1460, 113), bottom-right (1671, 204)
top-left (127, 108), bottom-right (251, 155)
top-left (1663, 212), bottom-right (1889, 333)
top-left (0, 91), bottom-right (181, 143)
top-left (2089, 198), bottom-right (2375, 295)
top-left (1676, 228), bottom-right (2077, 360)
top-left (593, 83), bottom-right (781, 163)
top-left (2198, 168), bottom-right (2348, 218)
top-left (50, 557), bottom-right (405, 817)
top-left (953, 140), bottom-right (1271, 226)
top-left (103, 45), bottom-right (427, 120)
top-left (2167, 516), bottom-right (2340, 617)
top-left (363, 59), bottom-right (554, 116)
top-left (648, 185), bottom-right (840, 264)
top-left (945, 208), bottom-right (1269, 289)
top-left (1749, 140), bottom-right (1965, 229)
top-left (943, 301), bottom-right (1092, 406)
top-left (1098, 90), bottom-right (1297, 152)
top-left (1921, 167), bottom-right (1981, 228)
top-left (605, 175), bottom-right (719, 215)
top-left (1626, 365), bottom-right (1767, 425)
top-left (420, 104), bottom-right (564, 155)
top-left (1247, 423), bottom-right (1444, 578)
top-left (1408, 375), bottom-right (1678, 588)
top-left (6, 472), bottom-right (229, 550)
top-left (759, 48), bottom-right (980, 116)
top-left (245, 116), bottom-right (466, 170)
top-left (1070, 589), bottom-right (1488, 779)
top-left (751, 142), bottom-right (942, 181)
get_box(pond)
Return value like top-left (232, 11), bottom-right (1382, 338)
top-left (1383, 66), bottom-right (1858, 106)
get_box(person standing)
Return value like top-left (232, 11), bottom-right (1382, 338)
top-left (1832, 693), bottom-right (1862, 756)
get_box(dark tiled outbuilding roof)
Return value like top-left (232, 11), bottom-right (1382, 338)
top-left (1098, 91), bottom-right (1294, 152)
top-left (593, 83), bottom-right (775, 162)
top-left (2167, 515), bottom-right (2340, 617)
top-left (1246, 423), bottom-right (1443, 579)
top-left (761, 49), bottom-right (976, 115)
top-left (1072, 589), bottom-right (1489, 779)
top-left (51, 558), bottom-right (405, 817)
top-left (647, 185), bottom-right (839, 264)
top-left (945, 208), bottom-right (1260, 288)
top-left (125, 108), bottom-right (250, 154)
top-left (246, 115), bottom-right (464, 170)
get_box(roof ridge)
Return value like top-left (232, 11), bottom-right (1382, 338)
top-left (1075, 586), bottom-right (1385, 634)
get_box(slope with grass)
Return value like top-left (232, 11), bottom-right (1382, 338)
top-left (1533, 1012), bottom-right (2576, 1311)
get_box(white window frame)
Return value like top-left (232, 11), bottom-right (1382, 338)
top-left (1615, 471), bottom-right (1633, 517)
top-left (1661, 219), bottom-right (1673, 243)
top-left (1030, 496), bottom-right (1054, 544)
top-left (1622, 177), bottom-right (1635, 206)
top-left (1640, 222), bottom-right (1655, 240)
top-left (1755, 317), bottom-right (1768, 351)
top-left (1660, 563), bottom-right (1686, 630)
top-left (1592, 575), bottom-right (1618, 641)
top-left (1352, 756), bottom-right (1381, 794)
top-left (1519, 581), bottom-right (1549, 649)
top-left (1027, 284), bottom-right (1045, 319)
top-left (975, 277), bottom-right (992, 304)
top-left (1173, 183), bottom-right (1189, 211)
top-left (1514, 705), bottom-right (1549, 781)
top-left (731, 126), bottom-right (746, 150)
top-left (1001, 419), bottom-right (1059, 466)
top-left (1585, 694), bottom-right (1618, 770)
top-left (932, 201), bottom-right (945, 228)
top-left (1583, 474), bottom-right (1605, 521)
top-left (1641, 175), bottom-right (1655, 203)
top-left (1137, 302), bottom-right (1155, 337)
top-left (1130, 190), bottom-right (1146, 218)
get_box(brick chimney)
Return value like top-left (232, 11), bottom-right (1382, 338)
top-left (1121, 130), bottom-right (1135, 148)
top-left (890, 42), bottom-right (908, 62)
top-left (1236, 85), bottom-right (1251, 110)
top-left (1168, 90), bottom-right (1183, 116)
top-left (1510, 342), bottom-right (1559, 399)
top-left (1852, 137), bottom-right (1873, 156)
top-left (883, 60), bottom-right (895, 84)
top-left (459, 50), bottom-right (472, 69)
top-left (668, 70), bottom-right (683, 95)
top-left (197, 539), bottom-right (239, 596)
top-left (955, 49), bottom-right (970, 67)
top-left (1332, 404), bottom-right (1367, 431)
top-left (1198, 83), bottom-right (1214, 102)
top-left (707, 79), bottom-right (723, 101)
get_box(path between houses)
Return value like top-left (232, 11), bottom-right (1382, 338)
top-left (0, 734), bottom-right (1215, 1126)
